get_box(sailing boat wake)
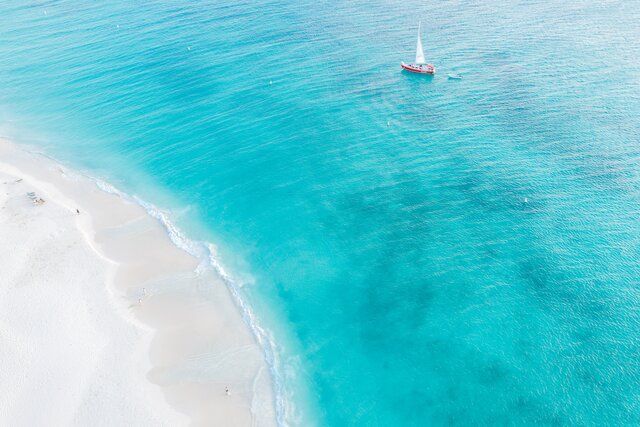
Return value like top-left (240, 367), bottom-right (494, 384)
top-left (401, 22), bottom-right (435, 74)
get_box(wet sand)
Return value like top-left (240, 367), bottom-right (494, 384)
top-left (0, 140), bottom-right (276, 426)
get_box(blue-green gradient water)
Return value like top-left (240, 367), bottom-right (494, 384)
top-left (2, 0), bottom-right (640, 424)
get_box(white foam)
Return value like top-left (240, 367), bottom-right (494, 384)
top-left (57, 158), bottom-right (292, 426)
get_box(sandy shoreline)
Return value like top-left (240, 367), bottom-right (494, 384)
top-left (0, 140), bottom-right (276, 426)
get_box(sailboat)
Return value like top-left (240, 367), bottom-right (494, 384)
top-left (401, 22), bottom-right (435, 74)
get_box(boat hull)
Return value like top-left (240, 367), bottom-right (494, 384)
top-left (401, 62), bottom-right (435, 74)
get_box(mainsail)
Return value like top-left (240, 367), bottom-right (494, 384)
top-left (415, 22), bottom-right (426, 65)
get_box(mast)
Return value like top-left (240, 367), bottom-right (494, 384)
top-left (415, 22), bottom-right (426, 65)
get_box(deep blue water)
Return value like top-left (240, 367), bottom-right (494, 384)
top-left (2, 0), bottom-right (640, 425)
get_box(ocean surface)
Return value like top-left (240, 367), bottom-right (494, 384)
top-left (2, 0), bottom-right (640, 424)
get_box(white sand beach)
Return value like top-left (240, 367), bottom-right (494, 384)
top-left (0, 140), bottom-right (276, 426)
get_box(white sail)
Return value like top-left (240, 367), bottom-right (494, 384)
top-left (415, 22), bottom-right (426, 65)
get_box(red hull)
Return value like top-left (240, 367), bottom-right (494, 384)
top-left (401, 62), bottom-right (435, 74)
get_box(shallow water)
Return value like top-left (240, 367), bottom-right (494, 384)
top-left (2, 0), bottom-right (640, 425)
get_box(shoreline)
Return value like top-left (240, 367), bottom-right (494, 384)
top-left (0, 139), bottom-right (277, 426)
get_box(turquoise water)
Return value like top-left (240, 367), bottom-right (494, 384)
top-left (2, 0), bottom-right (640, 424)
